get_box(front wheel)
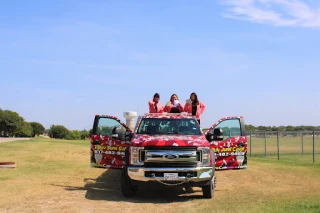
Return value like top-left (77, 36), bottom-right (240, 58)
top-left (202, 176), bottom-right (215, 198)
top-left (121, 168), bottom-right (138, 197)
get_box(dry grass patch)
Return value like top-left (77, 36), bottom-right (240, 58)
top-left (0, 138), bottom-right (320, 213)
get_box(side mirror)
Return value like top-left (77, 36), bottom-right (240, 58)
top-left (112, 127), bottom-right (123, 140)
top-left (206, 128), bottom-right (224, 142)
top-left (112, 134), bottom-right (119, 139)
top-left (213, 128), bottom-right (224, 141)
top-left (206, 132), bottom-right (214, 142)
top-left (237, 142), bottom-right (245, 147)
top-left (125, 132), bottom-right (133, 141)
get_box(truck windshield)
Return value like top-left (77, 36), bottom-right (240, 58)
top-left (136, 118), bottom-right (202, 135)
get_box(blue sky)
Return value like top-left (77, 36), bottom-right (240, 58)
top-left (1, 0), bottom-right (320, 130)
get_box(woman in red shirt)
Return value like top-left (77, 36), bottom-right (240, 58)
top-left (184, 92), bottom-right (206, 125)
top-left (164, 94), bottom-right (184, 113)
top-left (148, 93), bottom-right (164, 113)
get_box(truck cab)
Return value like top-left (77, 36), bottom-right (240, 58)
top-left (90, 113), bottom-right (247, 198)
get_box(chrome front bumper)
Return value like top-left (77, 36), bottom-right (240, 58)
top-left (127, 166), bottom-right (214, 182)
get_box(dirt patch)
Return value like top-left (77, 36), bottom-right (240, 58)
top-left (0, 138), bottom-right (30, 143)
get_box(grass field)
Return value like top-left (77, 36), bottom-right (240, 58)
top-left (0, 138), bottom-right (320, 213)
top-left (249, 134), bottom-right (320, 161)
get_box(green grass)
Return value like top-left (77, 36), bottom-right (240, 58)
top-left (0, 138), bottom-right (320, 213)
top-left (0, 138), bottom-right (94, 193)
top-left (263, 200), bottom-right (320, 213)
top-left (248, 135), bottom-right (319, 160)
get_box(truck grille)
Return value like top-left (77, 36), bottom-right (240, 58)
top-left (140, 146), bottom-right (201, 166)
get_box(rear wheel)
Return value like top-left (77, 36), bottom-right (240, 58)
top-left (121, 167), bottom-right (138, 197)
top-left (202, 176), bottom-right (215, 198)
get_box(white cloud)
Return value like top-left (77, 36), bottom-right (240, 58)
top-left (221, 0), bottom-right (320, 29)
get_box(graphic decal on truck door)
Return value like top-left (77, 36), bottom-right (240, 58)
top-left (90, 115), bottom-right (132, 169)
top-left (205, 116), bottom-right (247, 170)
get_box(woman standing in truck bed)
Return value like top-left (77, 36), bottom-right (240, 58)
top-left (164, 94), bottom-right (184, 113)
top-left (184, 92), bottom-right (206, 125)
top-left (148, 93), bottom-right (164, 113)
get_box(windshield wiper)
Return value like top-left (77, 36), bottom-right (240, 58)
top-left (146, 132), bottom-right (157, 134)
top-left (178, 132), bottom-right (189, 135)
top-left (165, 131), bottom-right (179, 134)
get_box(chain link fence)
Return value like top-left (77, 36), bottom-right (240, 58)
top-left (248, 131), bottom-right (319, 163)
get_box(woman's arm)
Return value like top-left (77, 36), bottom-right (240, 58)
top-left (164, 102), bottom-right (171, 112)
top-left (199, 101), bottom-right (206, 114)
top-left (184, 103), bottom-right (191, 112)
top-left (148, 100), bottom-right (154, 107)
top-left (178, 103), bottom-right (184, 112)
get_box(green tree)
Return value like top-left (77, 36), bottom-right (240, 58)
top-left (245, 124), bottom-right (256, 131)
top-left (0, 110), bottom-right (24, 136)
top-left (29, 122), bottom-right (45, 137)
top-left (15, 122), bottom-right (33, 137)
top-left (49, 125), bottom-right (69, 139)
top-left (89, 128), bottom-right (93, 135)
top-left (294, 126), bottom-right (304, 131)
top-left (66, 130), bottom-right (81, 140)
top-left (304, 126), bottom-right (314, 131)
top-left (257, 126), bottom-right (267, 131)
top-left (265, 126), bottom-right (272, 131)
top-left (80, 129), bottom-right (90, 139)
top-left (285, 125), bottom-right (295, 131)
top-left (0, 109), bottom-right (4, 135)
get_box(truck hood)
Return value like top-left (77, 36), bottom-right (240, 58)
top-left (131, 134), bottom-right (210, 147)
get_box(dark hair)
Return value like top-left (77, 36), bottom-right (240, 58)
top-left (170, 94), bottom-right (179, 102)
top-left (190, 92), bottom-right (199, 105)
top-left (154, 93), bottom-right (160, 98)
top-left (170, 107), bottom-right (181, 113)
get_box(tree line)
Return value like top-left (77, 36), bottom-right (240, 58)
top-left (0, 109), bottom-right (45, 137)
top-left (2, 108), bottom-right (319, 140)
top-left (0, 108), bottom-right (92, 140)
top-left (244, 124), bottom-right (320, 132)
top-left (201, 124), bottom-right (320, 133)
top-left (47, 125), bottom-right (92, 140)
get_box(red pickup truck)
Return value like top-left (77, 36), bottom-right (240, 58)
top-left (90, 113), bottom-right (247, 199)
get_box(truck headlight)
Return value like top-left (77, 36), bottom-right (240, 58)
top-left (198, 147), bottom-right (211, 167)
top-left (129, 147), bottom-right (144, 165)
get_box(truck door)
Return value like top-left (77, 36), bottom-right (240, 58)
top-left (205, 117), bottom-right (247, 170)
top-left (90, 115), bottom-right (132, 169)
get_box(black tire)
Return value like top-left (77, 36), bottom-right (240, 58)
top-left (202, 177), bottom-right (215, 198)
top-left (121, 167), bottom-right (138, 197)
top-left (90, 150), bottom-right (96, 164)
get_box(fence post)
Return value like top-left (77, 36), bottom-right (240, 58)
top-left (250, 131), bottom-right (252, 157)
top-left (277, 131), bottom-right (280, 160)
top-left (301, 132), bottom-right (304, 156)
top-left (264, 131), bottom-right (267, 156)
top-left (313, 131), bottom-right (315, 163)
